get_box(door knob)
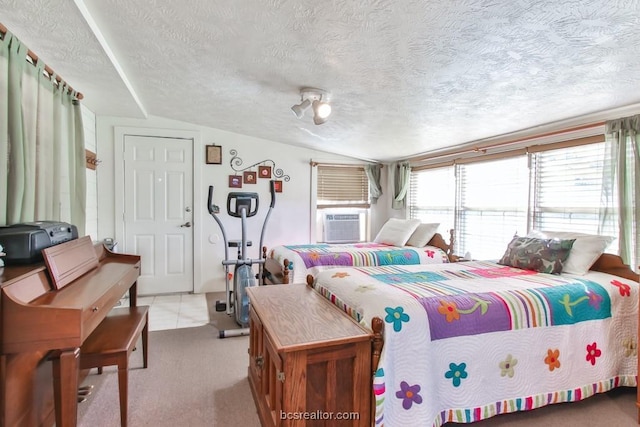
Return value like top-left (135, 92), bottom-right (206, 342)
top-left (180, 221), bottom-right (192, 228)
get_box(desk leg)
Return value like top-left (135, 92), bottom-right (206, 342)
top-left (52, 348), bottom-right (80, 427)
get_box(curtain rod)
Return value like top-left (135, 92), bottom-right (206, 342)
top-left (410, 121), bottom-right (605, 164)
top-left (0, 22), bottom-right (84, 100)
top-left (310, 160), bottom-right (382, 168)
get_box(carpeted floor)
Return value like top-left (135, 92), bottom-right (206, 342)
top-left (77, 293), bottom-right (260, 427)
top-left (77, 292), bottom-right (638, 427)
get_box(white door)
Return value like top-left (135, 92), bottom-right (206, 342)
top-left (123, 135), bottom-right (194, 295)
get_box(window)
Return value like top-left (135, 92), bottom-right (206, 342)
top-left (408, 140), bottom-right (618, 259)
top-left (316, 165), bottom-right (369, 242)
top-left (409, 166), bottom-right (455, 233)
top-left (457, 157), bottom-right (529, 259)
top-left (531, 142), bottom-right (617, 248)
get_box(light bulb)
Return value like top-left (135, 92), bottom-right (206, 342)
top-left (315, 102), bottom-right (331, 118)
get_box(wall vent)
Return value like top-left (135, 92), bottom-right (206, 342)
top-left (323, 214), bottom-right (361, 243)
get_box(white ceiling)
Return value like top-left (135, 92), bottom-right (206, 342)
top-left (2, 0), bottom-right (640, 162)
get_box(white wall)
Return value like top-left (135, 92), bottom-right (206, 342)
top-left (82, 105), bottom-right (98, 241)
top-left (95, 114), bottom-right (390, 293)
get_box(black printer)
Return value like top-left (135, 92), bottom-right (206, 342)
top-left (0, 221), bottom-right (78, 265)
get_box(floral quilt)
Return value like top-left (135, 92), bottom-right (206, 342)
top-left (311, 261), bottom-right (638, 427)
top-left (269, 242), bottom-right (448, 284)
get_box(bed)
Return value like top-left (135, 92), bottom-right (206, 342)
top-left (307, 234), bottom-right (640, 426)
top-left (263, 220), bottom-right (454, 284)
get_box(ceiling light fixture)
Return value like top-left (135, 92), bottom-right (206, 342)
top-left (291, 99), bottom-right (311, 119)
top-left (291, 87), bottom-right (332, 125)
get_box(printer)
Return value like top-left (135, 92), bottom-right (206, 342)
top-left (0, 221), bottom-right (78, 265)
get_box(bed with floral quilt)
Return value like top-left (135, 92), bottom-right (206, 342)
top-left (267, 238), bottom-right (450, 284)
top-left (309, 258), bottom-right (639, 427)
top-left (263, 220), bottom-right (454, 284)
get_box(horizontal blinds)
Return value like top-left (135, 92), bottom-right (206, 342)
top-left (409, 167), bottom-right (455, 232)
top-left (457, 156), bottom-right (529, 259)
top-left (317, 165), bottom-right (369, 206)
top-left (531, 142), bottom-right (617, 240)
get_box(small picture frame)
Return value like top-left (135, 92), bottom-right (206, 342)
top-left (206, 145), bottom-right (222, 165)
top-left (243, 171), bottom-right (257, 184)
top-left (274, 180), bottom-right (283, 193)
top-left (229, 175), bottom-right (242, 188)
top-left (258, 165), bottom-right (272, 179)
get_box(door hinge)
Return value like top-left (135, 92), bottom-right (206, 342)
top-left (277, 371), bottom-right (285, 382)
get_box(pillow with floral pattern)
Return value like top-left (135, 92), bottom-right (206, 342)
top-left (498, 236), bottom-right (576, 275)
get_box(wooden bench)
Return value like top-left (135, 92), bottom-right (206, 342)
top-left (80, 305), bottom-right (149, 427)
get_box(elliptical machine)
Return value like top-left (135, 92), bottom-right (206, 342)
top-left (207, 180), bottom-right (275, 338)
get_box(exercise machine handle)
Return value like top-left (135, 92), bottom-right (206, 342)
top-left (269, 180), bottom-right (276, 208)
top-left (258, 180), bottom-right (277, 284)
top-left (206, 184), bottom-right (228, 262)
top-left (207, 186), bottom-right (215, 214)
top-left (222, 258), bottom-right (265, 267)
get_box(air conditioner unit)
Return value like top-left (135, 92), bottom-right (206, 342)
top-left (323, 214), bottom-right (361, 243)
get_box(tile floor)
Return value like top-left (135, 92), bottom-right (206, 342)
top-left (124, 293), bottom-right (211, 331)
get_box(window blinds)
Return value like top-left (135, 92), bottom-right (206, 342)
top-left (408, 139), bottom-right (620, 259)
top-left (317, 165), bottom-right (370, 208)
top-left (531, 142), bottom-right (617, 239)
top-left (457, 157), bottom-right (530, 259)
top-left (409, 166), bottom-right (455, 232)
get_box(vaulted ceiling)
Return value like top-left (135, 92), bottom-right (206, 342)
top-left (2, 0), bottom-right (640, 161)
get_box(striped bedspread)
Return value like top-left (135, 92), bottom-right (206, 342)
top-left (312, 261), bottom-right (639, 427)
top-left (269, 242), bottom-right (448, 283)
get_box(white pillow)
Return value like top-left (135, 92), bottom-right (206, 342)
top-left (406, 223), bottom-right (440, 247)
top-left (526, 230), bottom-right (614, 275)
top-left (373, 218), bottom-right (421, 246)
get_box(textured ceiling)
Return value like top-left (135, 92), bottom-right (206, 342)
top-left (1, 0), bottom-right (640, 161)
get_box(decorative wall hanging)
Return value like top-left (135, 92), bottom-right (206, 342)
top-left (228, 149), bottom-right (291, 183)
top-left (85, 149), bottom-right (101, 170)
top-left (228, 175), bottom-right (242, 188)
top-left (243, 171), bottom-right (257, 184)
top-left (274, 180), bottom-right (283, 193)
top-left (206, 145), bottom-right (222, 164)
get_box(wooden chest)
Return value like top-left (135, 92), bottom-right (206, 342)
top-left (247, 284), bottom-right (372, 426)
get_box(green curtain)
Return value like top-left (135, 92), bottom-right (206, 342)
top-left (602, 115), bottom-right (639, 270)
top-left (392, 161), bottom-right (411, 210)
top-left (364, 164), bottom-right (382, 204)
top-left (0, 31), bottom-right (11, 225)
top-left (5, 31), bottom-right (27, 223)
top-left (0, 31), bottom-right (86, 234)
top-left (70, 98), bottom-right (87, 235)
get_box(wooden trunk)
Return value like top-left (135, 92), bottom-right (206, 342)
top-left (247, 285), bottom-right (372, 427)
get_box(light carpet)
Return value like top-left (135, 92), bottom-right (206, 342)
top-left (77, 293), bottom-right (637, 426)
top-left (77, 293), bottom-right (260, 427)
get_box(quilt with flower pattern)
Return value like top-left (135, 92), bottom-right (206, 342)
top-left (269, 242), bottom-right (448, 284)
top-left (311, 260), bottom-right (638, 427)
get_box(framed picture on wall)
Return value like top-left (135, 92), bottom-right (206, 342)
top-left (274, 180), bottom-right (283, 193)
top-left (229, 175), bottom-right (242, 188)
top-left (243, 171), bottom-right (257, 184)
top-left (258, 165), bottom-right (272, 178)
top-left (206, 145), bottom-right (222, 164)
